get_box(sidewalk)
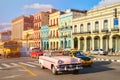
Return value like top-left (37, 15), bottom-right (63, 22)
top-left (91, 54), bottom-right (120, 62)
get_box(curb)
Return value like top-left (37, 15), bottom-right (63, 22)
top-left (93, 58), bottom-right (120, 63)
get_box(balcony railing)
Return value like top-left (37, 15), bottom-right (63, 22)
top-left (93, 29), bottom-right (99, 33)
top-left (111, 27), bottom-right (119, 31)
top-left (58, 26), bottom-right (72, 30)
top-left (101, 28), bottom-right (108, 32)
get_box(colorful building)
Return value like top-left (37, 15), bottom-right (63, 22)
top-left (22, 29), bottom-right (34, 48)
top-left (72, 3), bottom-right (120, 52)
top-left (59, 9), bottom-right (86, 49)
top-left (0, 30), bottom-right (11, 42)
top-left (40, 25), bottom-right (49, 50)
top-left (49, 10), bottom-right (63, 50)
top-left (33, 12), bottom-right (49, 48)
top-left (11, 15), bottom-right (34, 47)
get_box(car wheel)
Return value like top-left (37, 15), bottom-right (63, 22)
top-left (52, 66), bottom-right (58, 75)
top-left (40, 63), bottom-right (44, 69)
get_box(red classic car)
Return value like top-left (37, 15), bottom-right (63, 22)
top-left (30, 48), bottom-right (44, 58)
top-left (38, 51), bottom-right (83, 75)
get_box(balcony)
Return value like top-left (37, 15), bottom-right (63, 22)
top-left (49, 24), bottom-right (58, 27)
top-left (93, 29), bottom-right (99, 33)
top-left (58, 26), bottom-right (72, 30)
top-left (101, 28), bottom-right (108, 32)
top-left (111, 27), bottom-right (119, 31)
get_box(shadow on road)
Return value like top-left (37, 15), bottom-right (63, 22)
top-left (78, 61), bottom-right (114, 74)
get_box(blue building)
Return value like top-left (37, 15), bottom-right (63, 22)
top-left (40, 25), bottom-right (49, 50)
top-left (59, 9), bottom-right (83, 49)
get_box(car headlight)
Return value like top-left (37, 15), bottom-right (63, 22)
top-left (58, 60), bottom-right (64, 64)
top-left (79, 58), bottom-right (82, 63)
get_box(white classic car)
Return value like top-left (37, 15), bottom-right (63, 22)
top-left (38, 51), bottom-right (83, 75)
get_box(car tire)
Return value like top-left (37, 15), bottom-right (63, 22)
top-left (40, 63), bottom-right (44, 69)
top-left (52, 66), bottom-right (58, 75)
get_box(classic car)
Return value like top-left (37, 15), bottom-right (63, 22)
top-left (38, 51), bottom-right (83, 75)
top-left (30, 48), bottom-right (44, 58)
top-left (90, 48), bottom-right (108, 55)
top-left (69, 51), bottom-right (93, 66)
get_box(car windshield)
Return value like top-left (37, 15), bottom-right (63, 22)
top-left (74, 51), bottom-right (85, 57)
top-left (43, 51), bottom-right (63, 56)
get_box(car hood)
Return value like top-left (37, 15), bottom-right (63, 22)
top-left (52, 56), bottom-right (80, 64)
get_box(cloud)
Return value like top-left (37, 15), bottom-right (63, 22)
top-left (0, 22), bottom-right (11, 32)
top-left (23, 3), bottom-right (54, 11)
top-left (92, 0), bottom-right (120, 9)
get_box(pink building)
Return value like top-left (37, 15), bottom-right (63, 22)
top-left (33, 9), bottom-right (58, 48)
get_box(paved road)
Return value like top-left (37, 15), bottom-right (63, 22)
top-left (0, 57), bottom-right (120, 80)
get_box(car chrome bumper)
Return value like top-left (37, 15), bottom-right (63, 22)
top-left (57, 66), bottom-right (83, 71)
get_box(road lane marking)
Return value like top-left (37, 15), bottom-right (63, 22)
top-left (10, 63), bottom-right (18, 66)
top-left (18, 62), bottom-right (36, 67)
top-left (27, 62), bottom-right (40, 66)
top-left (1, 63), bottom-right (11, 67)
top-left (0, 66), bottom-right (2, 69)
top-left (2, 75), bottom-right (22, 79)
top-left (19, 64), bottom-right (36, 76)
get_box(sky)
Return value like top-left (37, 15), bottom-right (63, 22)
top-left (0, 0), bottom-right (120, 32)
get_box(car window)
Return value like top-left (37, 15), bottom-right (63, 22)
top-left (74, 51), bottom-right (85, 57)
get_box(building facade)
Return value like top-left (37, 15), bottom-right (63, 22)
top-left (49, 11), bottom-right (63, 50)
top-left (33, 11), bottom-right (51, 48)
top-left (59, 9), bottom-right (86, 49)
top-left (0, 30), bottom-right (11, 42)
top-left (72, 3), bottom-right (120, 52)
top-left (22, 29), bottom-right (34, 48)
top-left (11, 15), bottom-right (34, 47)
top-left (40, 25), bottom-right (49, 50)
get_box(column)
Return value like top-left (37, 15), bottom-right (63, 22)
top-left (92, 36), bottom-right (94, 50)
top-left (109, 35), bottom-right (112, 49)
top-left (100, 36), bottom-right (103, 49)
top-left (71, 38), bottom-right (74, 49)
top-left (78, 37), bottom-right (80, 50)
top-left (84, 37), bottom-right (87, 52)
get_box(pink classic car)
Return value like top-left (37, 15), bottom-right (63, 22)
top-left (38, 52), bottom-right (83, 75)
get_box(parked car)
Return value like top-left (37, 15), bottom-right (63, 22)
top-left (69, 51), bottom-right (93, 66)
top-left (90, 48), bottom-right (108, 55)
top-left (30, 48), bottom-right (44, 58)
top-left (38, 51), bottom-right (83, 75)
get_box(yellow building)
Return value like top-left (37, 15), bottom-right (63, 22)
top-left (72, 3), bottom-right (120, 52)
top-left (49, 11), bottom-right (64, 50)
top-left (22, 29), bottom-right (34, 48)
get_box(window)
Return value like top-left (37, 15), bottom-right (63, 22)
top-left (74, 25), bottom-right (77, 33)
top-left (103, 20), bottom-right (108, 29)
top-left (114, 18), bottom-right (119, 29)
top-left (95, 21), bottom-right (99, 30)
top-left (87, 23), bottom-right (91, 32)
top-left (80, 24), bottom-right (84, 32)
